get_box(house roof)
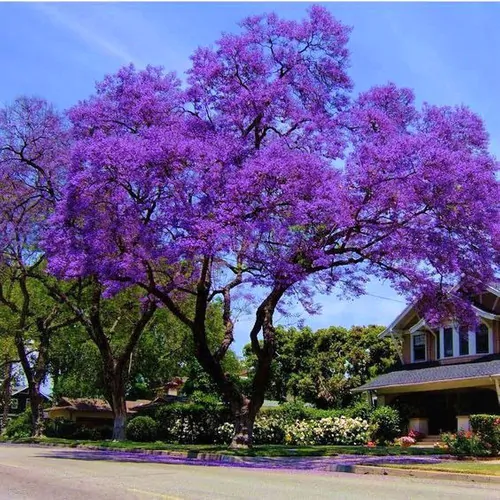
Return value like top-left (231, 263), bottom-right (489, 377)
top-left (379, 281), bottom-right (500, 338)
top-left (46, 397), bottom-right (150, 413)
top-left (11, 386), bottom-right (51, 400)
top-left (353, 354), bottom-right (500, 392)
top-left (132, 395), bottom-right (189, 411)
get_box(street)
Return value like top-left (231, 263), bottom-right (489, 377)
top-left (0, 445), bottom-right (500, 500)
top-left (0, 445), bottom-right (499, 500)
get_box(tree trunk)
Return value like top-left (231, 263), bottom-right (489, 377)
top-left (229, 399), bottom-right (255, 449)
top-left (28, 384), bottom-right (45, 438)
top-left (109, 372), bottom-right (128, 441)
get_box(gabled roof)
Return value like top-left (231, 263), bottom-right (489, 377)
top-left (46, 397), bottom-right (150, 413)
top-left (380, 281), bottom-right (500, 338)
top-left (11, 386), bottom-right (51, 400)
top-left (353, 354), bottom-right (500, 392)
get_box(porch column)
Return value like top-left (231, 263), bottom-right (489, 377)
top-left (457, 415), bottom-right (471, 432)
top-left (494, 377), bottom-right (500, 406)
top-left (409, 417), bottom-right (429, 436)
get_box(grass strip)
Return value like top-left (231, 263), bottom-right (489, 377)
top-left (381, 461), bottom-right (500, 476)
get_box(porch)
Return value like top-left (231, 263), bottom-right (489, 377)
top-left (385, 387), bottom-right (499, 435)
top-left (353, 356), bottom-right (500, 437)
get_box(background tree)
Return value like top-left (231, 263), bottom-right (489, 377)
top-left (0, 98), bottom-right (75, 436)
top-left (39, 280), bottom-right (157, 440)
top-left (243, 325), bottom-right (399, 408)
top-left (49, 300), bottom-right (242, 402)
top-left (44, 6), bottom-right (499, 448)
top-left (0, 333), bottom-right (18, 431)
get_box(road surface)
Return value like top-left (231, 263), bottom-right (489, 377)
top-left (0, 444), bottom-right (499, 500)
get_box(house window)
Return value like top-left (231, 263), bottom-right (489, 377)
top-left (443, 327), bottom-right (454, 357)
top-left (412, 333), bottom-right (427, 362)
top-left (459, 326), bottom-right (469, 356)
top-left (10, 398), bottom-right (19, 410)
top-left (476, 323), bottom-right (490, 354)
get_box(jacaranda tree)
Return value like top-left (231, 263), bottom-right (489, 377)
top-left (43, 6), bottom-right (499, 447)
top-left (0, 97), bottom-right (78, 436)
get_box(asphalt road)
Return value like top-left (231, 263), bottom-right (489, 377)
top-left (1, 444), bottom-right (499, 500)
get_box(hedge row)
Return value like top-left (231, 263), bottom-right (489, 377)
top-left (2, 400), bottom-right (401, 446)
top-left (441, 414), bottom-right (500, 456)
top-left (126, 401), bottom-right (399, 445)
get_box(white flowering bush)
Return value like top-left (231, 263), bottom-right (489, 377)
top-left (284, 417), bottom-right (370, 446)
top-left (284, 419), bottom-right (315, 445)
top-left (216, 416), bottom-right (369, 446)
top-left (215, 422), bottom-right (235, 444)
top-left (254, 414), bottom-right (287, 444)
top-left (311, 417), bottom-right (370, 445)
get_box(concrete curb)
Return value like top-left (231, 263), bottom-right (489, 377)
top-left (330, 464), bottom-right (500, 484)
top-left (1, 441), bottom-right (245, 463)
top-left (77, 444), bottom-right (246, 462)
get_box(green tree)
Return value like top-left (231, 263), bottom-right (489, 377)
top-left (244, 324), bottom-right (400, 409)
top-left (0, 266), bottom-right (78, 436)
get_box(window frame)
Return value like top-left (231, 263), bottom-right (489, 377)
top-left (438, 321), bottom-right (493, 359)
top-left (411, 331), bottom-right (427, 363)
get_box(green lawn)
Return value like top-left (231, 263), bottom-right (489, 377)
top-left (383, 461), bottom-right (500, 476)
top-left (2, 437), bottom-right (445, 457)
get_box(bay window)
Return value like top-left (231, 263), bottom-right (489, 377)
top-left (438, 322), bottom-right (492, 359)
top-left (476, 323), bottom-right (490, 354)
top-left (443, 327), bottom-right (454, 357)
top-left (459, 326), bottom-right (469, 356)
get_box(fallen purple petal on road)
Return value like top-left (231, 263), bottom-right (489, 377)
top-left (37, 449), bottom-right (450, 472)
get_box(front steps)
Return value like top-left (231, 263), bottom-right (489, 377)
top-left (413, 434), bottom-right (443, 447)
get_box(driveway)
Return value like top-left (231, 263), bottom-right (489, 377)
top-left (1, 444), bottom-right (499, 500)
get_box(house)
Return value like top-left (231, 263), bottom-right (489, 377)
top-left (46, 397), bottom-right (150, 427)
top-left (0, 386), bottom-right (51, 423)
top-left (159, 376), bottom-right (187, 397)
top-left (354, 283), bottom-right (500, 437)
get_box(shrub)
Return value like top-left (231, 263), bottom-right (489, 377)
top-left (2, 410), bottom-right (31, 439)
top-left (309, 417), bottom-right (370, 445)
top-left (253, 414), bottom-right (287, 444)
top-left (154, 402), bottom-right (230, 444)
top-left (395, 436), bottom-right (416, 448)
top-left (370, 406), bottom-right (401, 445)
top-left (348, 400), bottom-right (373, 421)
top-left (470, 414), bottom-right (500, 456)
top-left (44, 418), bottom-right (78, 438)
top-left (44, 418), bottom-right (112, 440)
top-left (126, 416), bottom-right (158, 442)
top-left (441, 431), bottom-right (488, 456)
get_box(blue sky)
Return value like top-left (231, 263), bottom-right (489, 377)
top-left (1, 2), bottom-right (499, 352)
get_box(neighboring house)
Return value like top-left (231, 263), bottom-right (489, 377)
top-left (160, 377), bottom-right (187, 397)
top-left (46, 397), bottom-right (151, 427)
top-left (354, 283), bottom-right (500, 437)
top-left (0, 386), bottom-right (51, 419)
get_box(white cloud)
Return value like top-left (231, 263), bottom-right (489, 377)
top-left (34, 3), bottom-right (142, 66)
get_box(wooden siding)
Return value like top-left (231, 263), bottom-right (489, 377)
top-left (493, 319), bottom-right (500, 354)
top-left (402, 335), bottom-right (411, 364)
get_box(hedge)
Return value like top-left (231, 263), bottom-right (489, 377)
top-left (126, 416), bottom-right (158, 442)
top-left (470, 414), bottom-right (500, 455)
